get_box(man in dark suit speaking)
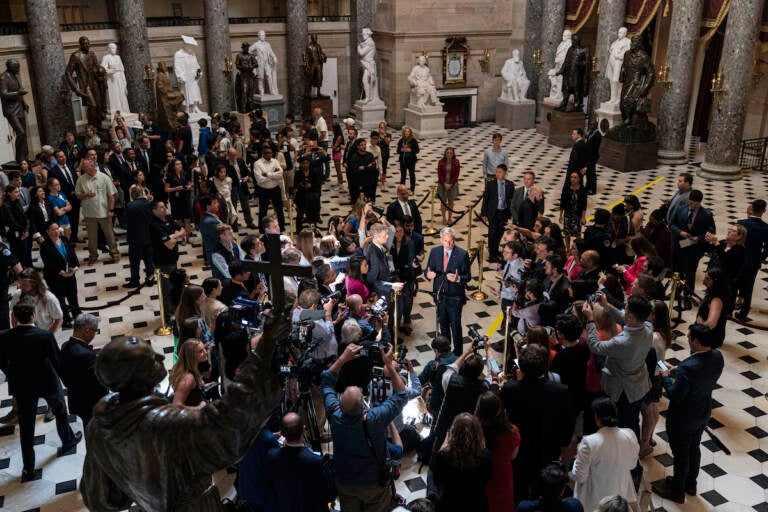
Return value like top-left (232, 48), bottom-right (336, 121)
top-left (424, 227), bottom-right (471, 355)
top-left (481, 164), bottom-right (515, 263)
top-left (0, 302), bottom-right (82, 481)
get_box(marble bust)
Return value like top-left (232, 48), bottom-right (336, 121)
top-left (249, 30), bottom-right (279, 96)
top-left (358, 27), bottom-right (382, 104)
top-left (408, 55), bottom-right (442, 110)
top-left (500, 49), bottom-right (530, 101)
top-left (173, 36), bottom-right (204, 114)
top-left (100, 43), bottom-right (131, 115)
top-left (547, 30), bottom-right (572, 102)
top-left (606, 27), bottom-right (631, 105)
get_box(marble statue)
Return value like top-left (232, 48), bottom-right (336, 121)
top-left (500, 49), bottom-right (530, 101)
top-left (358, 27), bottom-right (381, 104)
top-left (155, 61), bottom-right (185, 131)
top-left (408, 55), bottom-right (442, 109)
top-left (249, 31), bottom-right (279, 96)
top-left (606, 27), bottom-right (631, 105)
top-left (100, 43), bottom-right (131, 115)
top-left (174, 36), bottom-right (204, 114)
top-left (0, 59), bottom-right (29, 162)
top-left (546, 30), bottom-right (572, 102)
top-left (606, 36), bottom-right (656, 143)
top-left (303, 33), bottom-right (327, 98)
top-left (555, 34), bottom-right (590, 112)
top-left (64, 36), bottom-right (107, 126)
top-left (235, 42), bottom-right (258, 113)
top-left (80, 309), bottom-right (286, 512)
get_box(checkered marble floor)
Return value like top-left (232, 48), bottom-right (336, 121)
top-left (1, 123), bottom-right (767, 511)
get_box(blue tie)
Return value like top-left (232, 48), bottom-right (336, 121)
top-left (498, 181), bottom-right (505, 210)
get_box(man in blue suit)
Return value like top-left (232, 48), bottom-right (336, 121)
top-left (668, 189), bottom-right (715, 305)
top-left (652, 323), bottom-right (724, 504)
top-left (425, 227), bottom-right (471, 355)
top-left (735, 199), bottom-right (768, 319)
top-left (481, 164), bottom-right (515, 263)
top-left (123, 188), bottom-right (154, 288)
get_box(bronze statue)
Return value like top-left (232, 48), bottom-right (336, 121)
top-left (303, 34), bottom-right (327, 98)
top-left (80, 310), bottom-right (286, 512)
top-left (0, 59), bottom-right (29, 162)
top-left (235, 42), bottom-right (258, 113)
top-left (606, 36), bottom-right (657, 143)
top-left (155, 61), bottom-right (185, 132)
top-left (555, 34), bottom-right (590, 112)
top-left (64, 36), bottom-right (107, 126)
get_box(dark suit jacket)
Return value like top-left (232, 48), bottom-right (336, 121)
top-left (566, 138), bottom-right (588, 174)
top-left (510, 188), bottom-right (544, 225)
top-left (108, 153), bottom-right (132, 191)
top-left (226, 158), bottom-right (250, 193)
top-left (424, 245), bottom-right (471, 300)
top-left (135, 147), bottom-right (153, 175)
top-left (363, 242), bottom-right (392, 298)
top-left (265, 445), bottom-right (337, 512)
top-left (669, 205), bottom-right (716, 252)
top-left (59, 337), bottom-right (107, 419)
top-left (124, 197), bottom-right (153, 246)
top-left (27, 201), bottom-right (55, 238)
top-left (49, 164), bottom-right (80, 203)
top-left (738, 216), bottom-right (768, 267)
top-left (665, 349), bottom-right (724, 434)
top-left (546, 275), bottom-right (571, 310)
top-left (39, 236), bottom-right (79, 286)
top-left (481, 179), bottom-right (515, 220)
top-left (385, 199), bottom-right (423, 233)
top-left (585, 129), bottom-right (602, 169)
top-left (0, 325), bottom-right (62, 397)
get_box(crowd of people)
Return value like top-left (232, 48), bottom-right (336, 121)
top-left (0, 109), bottom-right (765, 512)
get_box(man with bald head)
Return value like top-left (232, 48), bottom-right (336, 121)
top-left (226, 146), bottom-right (255, 228)
top-left (75, 158), bottom-right (119, 264)
top-left (264, 412), bottom-right (337, 510)
top-left (321, 343), bottom-right (407, 511)
top-left (386, 184), bottom-right (423, 234)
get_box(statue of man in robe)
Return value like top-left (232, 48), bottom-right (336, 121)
top-left (303, 34), bottom-right (327, 98)
top-left (0, 59), bottom-right (29, 162)
top-left (606, 27), bottom-right (631, 104)
top-left (155, 61), bottom-right (185, 131)
top-left (408, 56), bottom-right (441, 109)
top-left (547, 30), bottom-right (572, 101)
top-left (174, 36), bottom-right (204, 114)
top-left (249, 31), bottom-right (279, 96)
top-left (555, 35), bottom-right (590, 112)
top-left (500, 49), bottom-right (531, 101)
top-left (100, 43), bottom-right (132, 115)
top-left (618, 36), bottom-right (655, 126)
top-left (235, 42), bottom-right (258, 113)
top-left (64, 36), bottom-right (107, 126)
top-left (358, 27), bottom-right (381, 104)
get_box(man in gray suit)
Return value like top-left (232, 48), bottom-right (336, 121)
top-left (510, 171), bottom-right (545, 225)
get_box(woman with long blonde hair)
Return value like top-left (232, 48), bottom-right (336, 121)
top-left (170, 339), bottom-right (209, 407)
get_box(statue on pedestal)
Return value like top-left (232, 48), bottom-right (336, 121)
top-left (408, 56), bottom-right (442, 109)
top-left (606, 27), bottom-right (631, 105)
top-left (303, 34), bottom-right (327, 98)
top-left (606, 36), bottom-right (656, 143)
top-left (249, 31), bottom-right (279, 96)
top-left (64, 36), bottom-right (107, 126)
top-left (500, 49), bottom-right (530, 101)
top-left (100, 43), bottom-right (132, 115)
top-left (235, 42), bottom-right (258, 113)
top-left (555, 35), bottom-right (590, 112)
top-left (358, 27), bottom-right (381, 104)
top-left (174, 36), bottom-right (204, 114)
top-left (0, 59), bottom-right (29, 162)
top-left (155, 61), bottom-right (185, 131)
top-left (546, 30), bottom-right (572, 102)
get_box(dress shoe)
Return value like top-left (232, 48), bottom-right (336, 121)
top-left (21, 468), bottom-right (38, 482)
top-left (0, 406), bottom-right (18, 425)
top-left (44, 409), bottom-right (55, 422)
top-left (682, 298), bottom-right (693, 311)
top-left (62, 319), bottom-right (73, 330)
top-left (87, 257), bottom-right (99, 266)
top-left (652, 478), bottom-right (685, 504)
top-left (734, 310), bottom-right (749, 321)
top-left (58, 431), bottom-right (83, 456)
top-left (246, 223), bottom-right (257, 230)
top-left (111, 255), bottom-right (121, 263)
top-left (123, 281), bottom-right (141, 289)
top-left (665, 476), bottom-right (696, 496)
top-left (144, 277), bottom-right (156, 287)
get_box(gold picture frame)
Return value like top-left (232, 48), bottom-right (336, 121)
top-left (442, 36), bottom-right (469, 85)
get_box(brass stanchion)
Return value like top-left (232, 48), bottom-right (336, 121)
top-left (503, 305), bottom-right (512, 377)
top-left (668, 271), bottom-right (680, 314)
top-left (287, 198), bottom-right (295, 242)
top-left (423, 185), bottom-right (438, 235)
top-left (392, 288), bottom-right (400, 357)
top-left (154, 268), bottom-right (172, 336)
top-left (471, 240), bottom-right (488, 300)
top-left (467, 207), bottom-right (477, 259)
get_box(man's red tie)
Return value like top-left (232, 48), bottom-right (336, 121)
top-left (443, 251), bottom-right (449, 272)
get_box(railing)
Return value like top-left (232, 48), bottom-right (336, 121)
top-left (739, 137), bottom-right (768, 172)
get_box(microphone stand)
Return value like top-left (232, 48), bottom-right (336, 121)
top-left (434, 270), bottom-right (447, 338)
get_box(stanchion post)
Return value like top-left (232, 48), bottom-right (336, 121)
top-left (287, 198), bottom-right (295, 243)
top-left (668, 271), bottom-right (679, 314)
top-left (503, 305), bottom-right (512, 377)
top-left (423, 185), bottom-right (438, 235)
top-left (467, 207), bottom-right (477, 259)
top-left (392, 289), bottom-right (400, 357)
top-left (471, 240), bottom-right (488, 301)
top-left (154, 268), bottom-right (172, 336)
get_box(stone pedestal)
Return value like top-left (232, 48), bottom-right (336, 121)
top-left (599, 138), bottom-right (658, 172)
top-left (548, 110), bottom-right (584, 148)
top-left (698, 161), bottom-right (742, 181)
top-left (496, 99), bottom-right (535, 130)
top-left (404, 104), bottom-right (448, 139)
top-left (594, 102), bottom-right (623, 131)
top-left (254, 94), bottom-right (286, 131)
top-left (658, 149), bottom-right (687, 165)
top-left (351, 100), bottom-right (387, 131)
top-left (536, 98), bottom-right (559, 136)
top-left (302, 96), bottom-right (333, 132)
top-left (188, 111), bottom-right (211, 149)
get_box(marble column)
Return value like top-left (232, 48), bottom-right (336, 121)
top-left (524, 0), bottom-right (543, 112)
top-left (350, 0), bottom-right (375, 105)
top-left (25, 0), bottom-right (74, 144)
top-left (590, 0), bottom-right (626, 117)
top-left (537, 0), bottom-right (566, 105)
top-left (699, 0), bottom-right (766, 180)
top-left (117, 0), bottom-right (151, 114)
top-left (286, 0), bottom-right (308, 116)
top-left (204, 0), bottom-right (234, 114)
top-left (657, 0), bottom-right (706, 164)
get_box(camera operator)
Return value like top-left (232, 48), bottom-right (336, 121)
top-left (292, 289), bottom-right (341, 361)
top-left (346, 294), bottom-right (375, 339)
top-left (418, 336), bottom-right (458, 417)
top-left (510, 278), bottom-right (545, 334)
top-left (321, 343), bottom-right (407, 512)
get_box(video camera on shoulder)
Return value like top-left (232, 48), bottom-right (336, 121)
top-left (366, 297), bottom-right (388, 319)
top-left (230, 297), bottom-right (265, 335)
top-left (359, 340), bottom-right (385, 366)
top-left (320, 290), bottom-right (342, 305)
top-left (370, 204), bottom-right (385, 215)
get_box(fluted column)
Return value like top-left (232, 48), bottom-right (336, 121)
top-left (537, 0), bottom-right (565, 105)
top-left (286, 0), bottom-right (308, 116)
top-left (699, 0), bottom-right (766, 180)
top-left (524, 0), bottom-right (543, 110)
top-left (590, 0), bottom-right (626, 117)
top-left (350, 0), bottom-right (375, 104)
top-left (204, 0), bottom-right (234, 113)
top-left (657, 0), bottom-right (706, 164)
top-left (25, 0), bottom-right (74, 144)
top-left (117, 0), bottom-right (151, 114)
